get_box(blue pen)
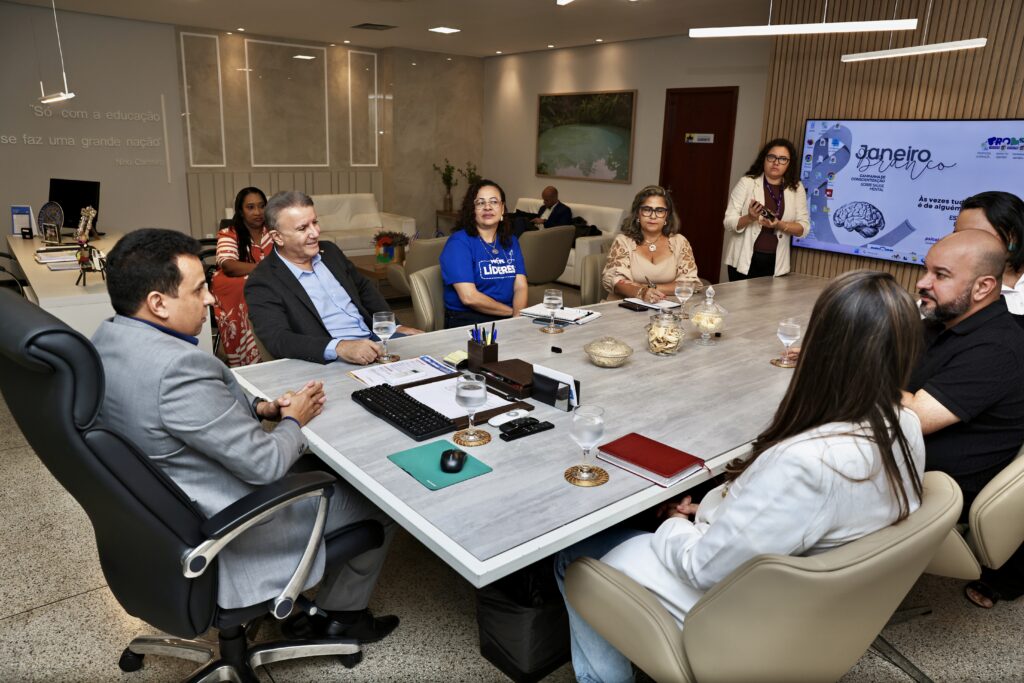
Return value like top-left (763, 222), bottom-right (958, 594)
top-left (493, 327), bottom-right (498, 343)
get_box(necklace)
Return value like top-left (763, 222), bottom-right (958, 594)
top-left (478, 234), bottom-right (502, 257)
top-left (643, 236), bottom-right (659, 252)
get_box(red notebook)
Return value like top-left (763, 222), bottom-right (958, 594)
top-left (597, 433), bottom-right (706, 487)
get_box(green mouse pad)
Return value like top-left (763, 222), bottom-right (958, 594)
top-left (387, 440), bottom-right (492, 491)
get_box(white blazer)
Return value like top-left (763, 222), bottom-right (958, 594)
top-left (600, 409), bottom-right (925, 628)
top-left (723, 174), bottom-right (810, 277)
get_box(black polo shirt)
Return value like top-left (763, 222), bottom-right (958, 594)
top-left (908, 298), bottom-right (1024, 494)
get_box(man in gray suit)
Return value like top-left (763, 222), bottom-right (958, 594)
top-left (93, 228), bottom-right (398, 642)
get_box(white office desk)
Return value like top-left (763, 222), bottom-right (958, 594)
top-left (234, 274), bottom-right (830, 588)
top-left (6, 233), bottom-right (212, 352)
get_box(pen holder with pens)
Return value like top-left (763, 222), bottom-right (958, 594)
top-left (467, 340), bottom-right (498, 373)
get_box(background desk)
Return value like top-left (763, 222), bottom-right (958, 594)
top-left (234, 274), bottom-right (829, 588)
top-left (6, 233), bottom-right (212, 352)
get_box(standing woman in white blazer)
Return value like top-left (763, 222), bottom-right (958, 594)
top-left (723, 138), bottom-right (810, 280)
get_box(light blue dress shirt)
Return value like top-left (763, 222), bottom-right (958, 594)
top-left (275, 250), bottom-right (370, 361)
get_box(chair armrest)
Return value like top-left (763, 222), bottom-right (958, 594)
top-left (380, 212), bottom-right (416, 238)
top-left (573, 235), bottom-right (614, 259)
top-left (565, 557), bottom-right (693, 683)
top-left (182, 471), bottom-right (337, 618)
top-left (386, 262), bottom-right (410, 295)
top-left (199, 470), bottom-right (336, 539)
top-left (924, 528), bottom-right (982, 580)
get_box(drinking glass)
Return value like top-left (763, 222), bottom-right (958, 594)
top-left (454, 372), bottom-right (490, 446)
top-left (772, 318), bottom-right (801, 368)
top-left (541, 288), bottom-right (564, 334)
top-left (372, 311), bottom-right (399, 363)
top-left (674, 281), bottom-right (695, 319)
top-left (564, 405), bottom-right (609, 487)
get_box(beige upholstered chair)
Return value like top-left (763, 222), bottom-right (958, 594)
top-left (409, 265), bottom-right (446, 332)
top-left (579, 252), bottom-right (608, 306)
top-left (565, 471), bottom-right (962, 683)
top-left (519, 225), bottom-right (575, 305)
top-left (386, 236), bottom-right (447, 296)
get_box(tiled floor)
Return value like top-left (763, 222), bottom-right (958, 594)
top-left (1, 394), bottom-right (1021, 682)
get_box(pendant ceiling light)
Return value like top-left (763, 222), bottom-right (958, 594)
top-left (38, 0), bottom-right (75, 104)
top-left (841, 0), bottom-right (987, 62)
top-left (689, 0), bottom-right (918, 38)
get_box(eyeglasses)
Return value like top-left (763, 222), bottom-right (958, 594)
top-left (639, 206), bottom-right (669, 218)
top-left (766, 154), bottom-right (790, 165)
top-left (474, 198), bottom-right (502, 209)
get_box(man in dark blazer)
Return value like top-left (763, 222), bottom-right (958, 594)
top-left (246, 191), bottom-right (421, 365)
top-left (531, 185), bottom-right (573, 228)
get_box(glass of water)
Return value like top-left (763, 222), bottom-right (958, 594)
top-left (674, 281), bottom-right (695, 319)
top-left (454, 372), bottom-right (491, 446)
top-left (372, 311), bottom-right (399, 363)
top-left (565, 405), bottom-right (609, 487)
top-left (540, 288), bottom-right (564, 334)
top-left (773, 318), bottom-right (801, 368)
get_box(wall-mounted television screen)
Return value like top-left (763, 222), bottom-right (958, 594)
top-left (795, 119), bottom-right (1024, 265)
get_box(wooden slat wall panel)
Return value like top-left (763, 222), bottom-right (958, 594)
top-left (185, 170), bottom-right (385, 235)
top-left (764, 0), bottom-right (1023, 291)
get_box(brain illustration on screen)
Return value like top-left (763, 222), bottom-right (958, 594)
top-left (833, 201), bottom-right (886, 238)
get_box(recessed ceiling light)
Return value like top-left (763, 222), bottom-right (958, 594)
top-left (446, 57), bottom-right (452, 61)
top-left (226, 31), bottom-right (233, 35)
top-left (556, 0), bottom-right (575, 5)
top-left (343, 40), bottom-right (351, 44)
top-left (293, 54), bottom-right (316, 60)
top-left (547, 44), bottom-right (555, 48)
top-left (235, 67), bottom-right (252, 72)
top-left (411, 62), bottom-right (417, 66)
top-left (429, 26), bottom-right (460, 34)
top-left (236, 27), bottom-right (245, 32)
top-left (329, 43), bottom-right (336, 46)
top-left (495, 50), bottom-right (503, 54)
top-left (595, 38), bottom-right (603, 42)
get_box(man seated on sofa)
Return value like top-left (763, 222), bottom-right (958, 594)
top-left (531, 185), bottom-right (573, 228)
top-left (246, 190), bottom-right (422, 365)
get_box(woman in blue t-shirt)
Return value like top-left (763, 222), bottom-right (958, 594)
top-left (440, 179), bottom-right (528, 329)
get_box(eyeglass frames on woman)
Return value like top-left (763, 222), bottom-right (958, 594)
top-left (766, 154), bottom-right (790, 165)
top-left (639, 206), bottom-right (669, 218)
top-left (474, 198), bottom-right (502, 209)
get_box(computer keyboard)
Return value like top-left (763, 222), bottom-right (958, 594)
top-left (351, 383), bottom-right (456, 441)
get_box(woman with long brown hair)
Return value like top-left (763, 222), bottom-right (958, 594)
top-left (554, 270), bottom-right (926, 683)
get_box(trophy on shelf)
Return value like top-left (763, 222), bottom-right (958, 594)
top-left (74, 206), bottom-right (105, 286)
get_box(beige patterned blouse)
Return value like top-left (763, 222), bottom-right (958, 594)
top-left (601, 233), bottom-right (700, 301)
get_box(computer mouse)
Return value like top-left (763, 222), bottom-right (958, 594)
top-left (440, 448), bottom-right (467, 474)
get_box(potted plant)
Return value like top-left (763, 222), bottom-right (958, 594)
top-left (458, 161), bottom-right (481, 187)
top-left (371, 230), bottom-right (411, 265)
top-left (433, 158), bottom-right (458, 212)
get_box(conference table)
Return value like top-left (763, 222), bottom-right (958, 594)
top-left (233, 274), bottom-right (829, 589)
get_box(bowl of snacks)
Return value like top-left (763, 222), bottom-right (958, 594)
top-left (583, 337), bottom-right (634, 368)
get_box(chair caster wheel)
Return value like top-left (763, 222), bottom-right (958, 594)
top-left (118, 648), bottom-right (145, 672)
top-left (339, 651), bottom-right (363, 669)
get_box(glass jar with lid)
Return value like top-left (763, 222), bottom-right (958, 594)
top-left (689, 285), bottom-right (728, 346)
top-left (645, 311), bottom-right (684, 355)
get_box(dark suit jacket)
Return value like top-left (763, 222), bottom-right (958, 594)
top-left (246, 242), bottom-right (392, 364)
top-left (541, 202), bottom-right (573, 228)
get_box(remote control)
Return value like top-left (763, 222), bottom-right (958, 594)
top-left (499, 416), bottom-right (539, 433)
top-left (499, 420), bottom-right (555, 442)
top-left (487, 409), bottom-right (528, 427)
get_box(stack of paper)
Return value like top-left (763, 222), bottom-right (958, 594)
top-left (520, 304), bottom-right (601, 324)
top-left (623, 298), bottom-right (680, 311)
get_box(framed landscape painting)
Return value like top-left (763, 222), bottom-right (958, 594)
top-left (536, 90), bottom-right (636, 183)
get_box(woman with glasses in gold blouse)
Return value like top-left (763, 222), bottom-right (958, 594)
top-left (723, 138), bottom-right (810, 281)
top-left (601, 185), bottom-right (700, 303)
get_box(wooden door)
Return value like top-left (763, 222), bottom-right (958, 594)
top-left (658, 87), bottom-right (738, 284)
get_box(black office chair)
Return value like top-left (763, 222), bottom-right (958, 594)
top-left (0, 251), bottom-right (28, 297)
top-left (0, 288), bottom-right (384, 681)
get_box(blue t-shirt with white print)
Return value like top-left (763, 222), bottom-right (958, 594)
top-left (440, 229), bottom-right (526, 312)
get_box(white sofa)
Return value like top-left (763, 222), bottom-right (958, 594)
top-left (225, 193), bottom-right (416, 257)
top-left (515, 198), bottom-right (624, 286)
